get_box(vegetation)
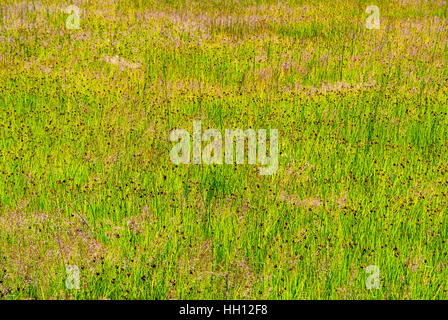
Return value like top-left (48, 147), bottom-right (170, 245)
top-left (0, 0), bottom-right (447, 299)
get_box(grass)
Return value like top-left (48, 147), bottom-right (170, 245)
top-left (0, 0), bottom-right (447, 299)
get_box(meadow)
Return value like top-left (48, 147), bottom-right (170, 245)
top-left (0, 0), bottom-right (447, 299)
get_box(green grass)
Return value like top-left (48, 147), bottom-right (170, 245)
top-left (0, 0), bottom-right (447, 299)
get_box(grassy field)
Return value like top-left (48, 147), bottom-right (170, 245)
top-left (0, 0), bottom-right (447, 299)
